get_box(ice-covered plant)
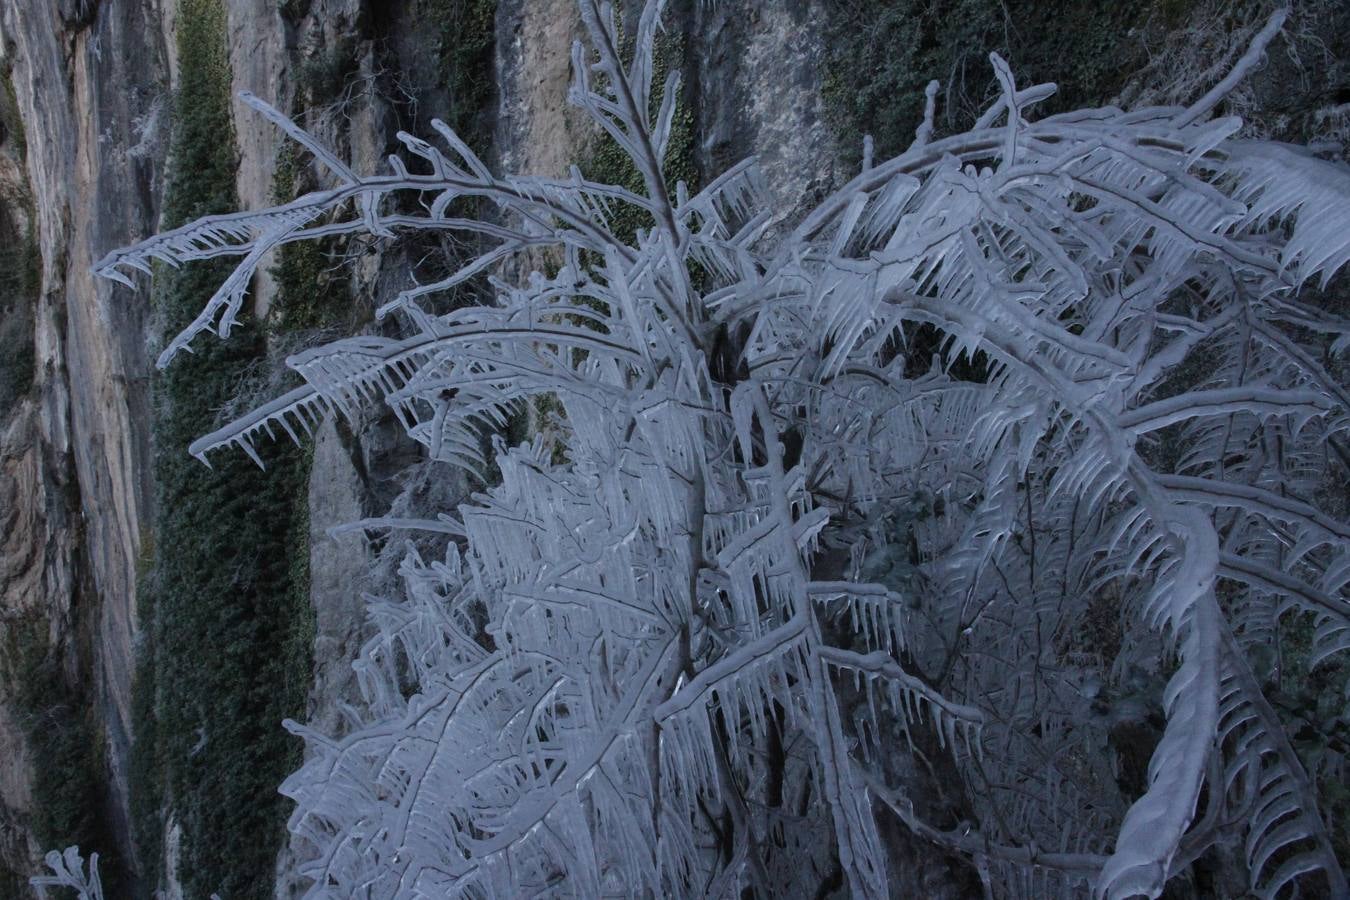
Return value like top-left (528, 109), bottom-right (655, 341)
top-left (29, 847), bottom-right (102, 900)
top-left (96, 2), bottom-right (1350, 897)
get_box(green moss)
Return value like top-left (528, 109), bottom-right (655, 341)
top-left (4, 615), bottom-right (128, 895)
top-left (281, 446), bottom-right (318, 701)
top-left (0, 225), bottom-right (38, 297)
top-left (0, 69), bottom-right (26, 159)
top-left (0, 296), bottom-right (36, 413)
top-left (425, 0), bottom-right (499, 144)
top-left (0, 64), bottom-right (38, 415)
top-left (130, 2), bottom-right (314, 897)
top-left (161, 0), bottom-right (236, 228)
top-left (577, 6), bottom-right (697, 247)
top-left (20, 670), bottom-right (105, 851)
top-left (820, 0), bottom-right (1169, 165)
top-left (127, 622), bottom-right (163, 883)
top-left (0, 94), bottom-right (40, 416)
top-left (268, 143), bottom-right (350, 332)
top-left (396, 0), bottom-right (499, 312)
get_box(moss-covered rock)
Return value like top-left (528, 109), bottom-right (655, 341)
top-left (131, 2), bottom-right (313, 896)
top-left (577, 4), bottom-right (697, 246)
top-left (427, 0), bottom-right (499, 144)
top-left (821, 0), bottom-right (1166, 164)
top-left (0, 69), bottom-right (38, 417)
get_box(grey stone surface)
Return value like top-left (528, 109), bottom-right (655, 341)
top-left (0, 0), bottom-right (168, 884)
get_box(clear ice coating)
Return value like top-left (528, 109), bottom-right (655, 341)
top-left (72, 3), bottom-right (1350, 897)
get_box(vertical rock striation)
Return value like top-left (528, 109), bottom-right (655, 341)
top-left (689, 0), bottom-right (843, 236)
top-left (0, 0), bottom-right (168, 888)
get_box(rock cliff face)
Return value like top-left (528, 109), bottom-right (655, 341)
top-left (689, 1), bottom-right (842, 236)
top-left (0, 80), bottom-right (41, 884)
top-left (0, 0), bottom-right (841, 893)
top-left (0, 0), bottom-right (168, 887)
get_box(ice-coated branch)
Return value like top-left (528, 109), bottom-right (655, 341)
top-left (30, 848), bottom-right (104, 900)
top-left (89, 0), bottom-right (1350, 896)
top-left (1174, 7), bottom-right (1288, 128)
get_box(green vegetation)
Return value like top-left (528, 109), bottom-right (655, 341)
top-left (0, 232), bottom-right (37, 299)
top-left (130, 1), bottom-right (313, 896)
top-left (268, 142), bottom-right (350, 333)
top-left (426, 0), bottom-right (499, 143)
top-left (821, 0), bottom-right (1168, 164)
top-left (0, 243), bottom-right (37, 413)
top-left (0, 69), bottom-right (38, 416)
top-left (3, 615), bottom-right (127, 895)
top-left (9, 622), bottom-right (106, 854)
top-left (0, 868), bottom-right (25, 899)
top-left (0, 68), bottom-right (27, 158)
top-left (576, 5), bottom-right (697, 247)
top-left (821, 0), bottom-right (1350, 161)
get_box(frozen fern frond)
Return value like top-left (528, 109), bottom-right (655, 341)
top-left (98, 2), bottom-right (1350, 897)
top-left (30, 847), bottom-right (103, 900)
